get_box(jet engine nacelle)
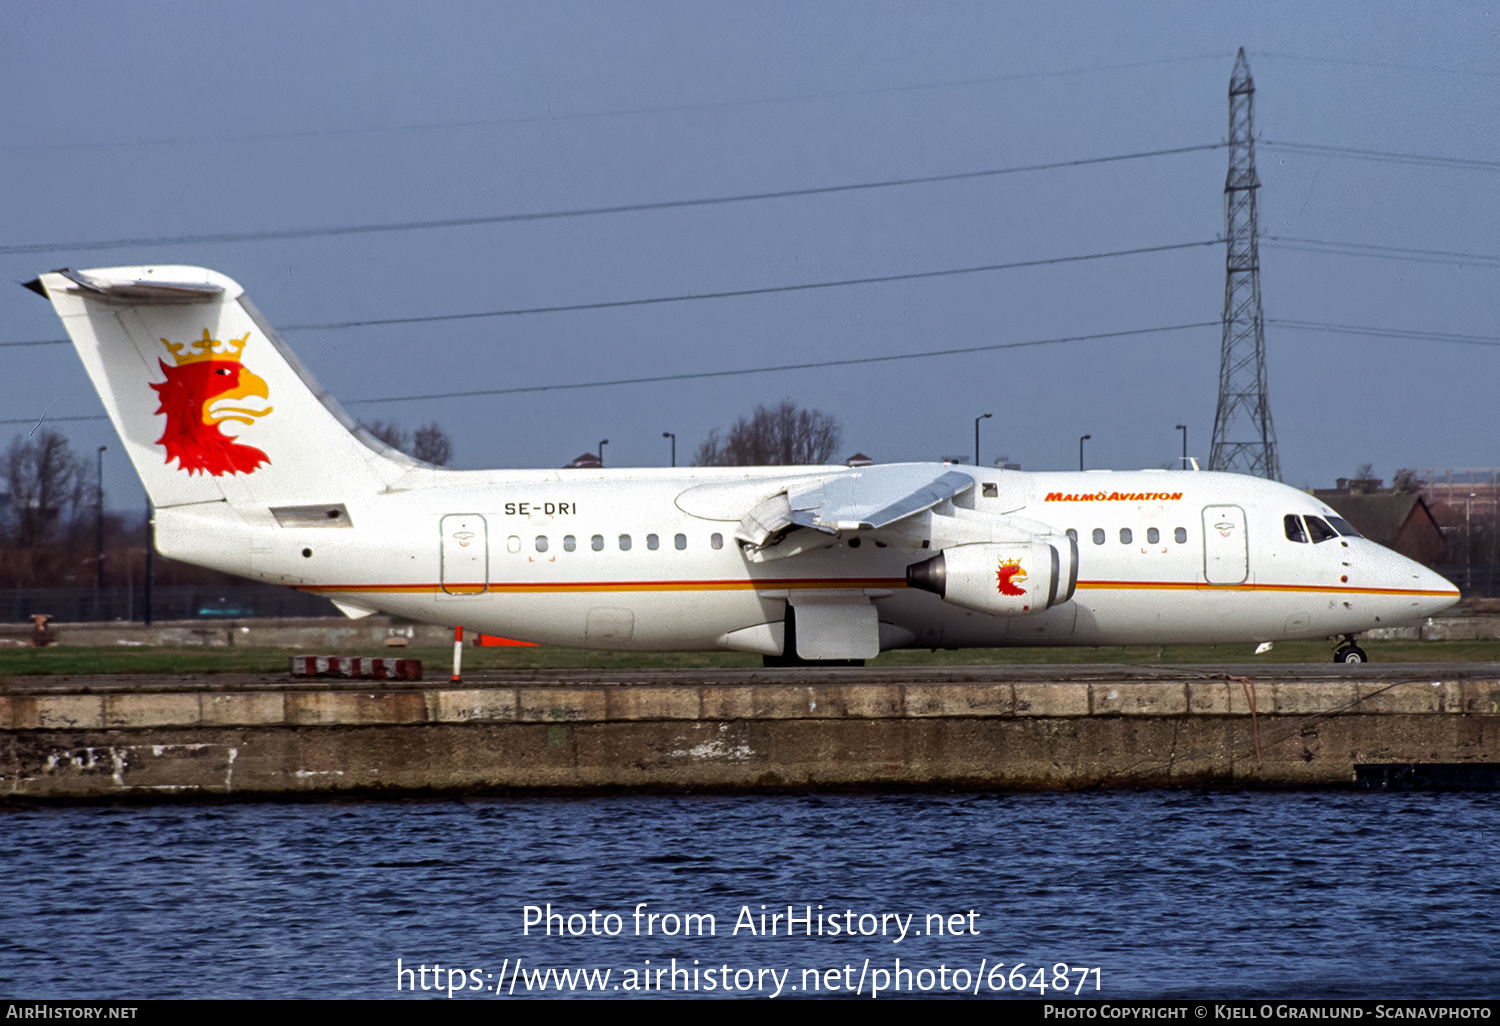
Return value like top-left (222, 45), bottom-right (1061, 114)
top-left (905, 539), bottom-right (1076, 616)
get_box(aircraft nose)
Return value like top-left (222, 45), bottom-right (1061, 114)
top-left (1398, 555), bottom-right (1461, 618)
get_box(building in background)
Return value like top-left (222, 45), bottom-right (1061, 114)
top-left (1312, 477), bottom-right (1446, 567)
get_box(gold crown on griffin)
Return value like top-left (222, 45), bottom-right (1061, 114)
top-left (159, 329), bottom-right (250, 365)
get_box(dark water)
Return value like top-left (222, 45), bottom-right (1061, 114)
top-left (0, 792), bottom-right (1494, 1000)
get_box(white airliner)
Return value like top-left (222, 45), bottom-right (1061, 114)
top-left (27, 266), bottom-right (1459, 664)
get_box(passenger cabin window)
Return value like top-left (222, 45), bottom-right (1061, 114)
top-left (674, 533), bottom-right (687, 550)
top-left (1147, 527), bottom-right (1159, 544)
top-left (1092, 529), bottom-right (1105, 545)
top-left (981, 482), bottom-right (998, 498)
top-left (1174, 527), bottom-right (1187, 544)
top-left (647, 534), bottom-right (659, 550)
top-left (711, 533), bottom-right (724, 549)
top-left (1119, 528), bottom-right (1132, 544)
top-left (563, 535), bottom-right (576, 551)
top-left (535, 535), bottom-right (548, 552)
top-left (507, 535), bottom-right (521, 553)
top-left (1326, 516), bottom-right (1362, 539)
top-left (1306, 516), bottom-right (1338, 544)
top-left (619, 534), bottom-right (632, 551)
top-left (1284, 515), bottom-right (1308, 544)
top-left (591, 535), bottom-right (604, 551)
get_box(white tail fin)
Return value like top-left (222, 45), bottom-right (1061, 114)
top-left (30, 266), bottom-right (413, 509)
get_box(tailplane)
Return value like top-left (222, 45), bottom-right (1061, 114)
top-left (28, 266), bottom-right (412, 509)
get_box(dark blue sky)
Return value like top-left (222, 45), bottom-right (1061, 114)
top-left (2, 2), bottom-right (1496, 504)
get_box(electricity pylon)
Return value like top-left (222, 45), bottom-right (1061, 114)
top-left (1208, 48), bottom-right (1281, 480)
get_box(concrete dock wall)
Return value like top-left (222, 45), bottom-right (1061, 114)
top-left (2, 673), bottom-right (1494, 797)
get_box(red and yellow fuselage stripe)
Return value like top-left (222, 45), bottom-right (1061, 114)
top-left (298, 578), bottom-right (1457, 598)
top-left (1074, 580), bottom-right (1456, 597)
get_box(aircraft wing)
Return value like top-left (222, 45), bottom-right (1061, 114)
top-left (734, 464), bottom-right (974, 559)
top-left (787, 465), bottom-right (975, 531)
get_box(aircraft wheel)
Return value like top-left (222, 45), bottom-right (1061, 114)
top-left (1333, 645), bottom-right (1368, 664)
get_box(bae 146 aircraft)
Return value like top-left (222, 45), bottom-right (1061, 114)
top-left (26, 266), bottom-right (1459, 664)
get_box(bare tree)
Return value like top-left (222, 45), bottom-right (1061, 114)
top-left (3, 430), bottom-right (87, 550)
top-left (1, 430), bottom-right (90, 586)
top-left (694, 401), bottom-right (842, 466)
top-left (361, 419), bottom-right (454, 466)
top-left (411, 422), bottom-right (453, 466)
top-left (362, 419), bottom-right (410, 453)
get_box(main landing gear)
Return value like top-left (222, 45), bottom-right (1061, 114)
top-left (1333, 635), bottom-right (1368, 664)
top-left (761, 608), bottom-right (867, 668)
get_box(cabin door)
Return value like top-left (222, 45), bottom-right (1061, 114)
top-left (440, 514), bottom-right (489, 594)
top-left (1201, 505), bottom-right (1248, 585)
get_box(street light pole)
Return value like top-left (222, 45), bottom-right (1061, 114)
top-left (1468, 493), bottom-right (1475, 567)
top-left (598, 439), bottom-right (609, 466)
top-left (662, 432), bottom-right (676, 468)
top-left (974, 413), bottom-right (991, 467)
top-left (95, 445), bottom-right (106, 591)
top-left (1176, 424), bottom-right (1187, 468)
top-left (1079, 434), bottom-right (1091, 472)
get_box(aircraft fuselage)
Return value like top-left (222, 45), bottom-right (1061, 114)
top-left (156, 465), bottom-right (1457, 653)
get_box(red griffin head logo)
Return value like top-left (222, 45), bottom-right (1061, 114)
top-left (996, 558), bottom-right (1028, 596)
top-left (151, 330), bottom-right (274, 476)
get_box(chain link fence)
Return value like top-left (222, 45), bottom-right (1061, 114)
top-left (3, 584), bottom-right (337, 623)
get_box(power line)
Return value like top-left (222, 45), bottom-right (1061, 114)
top-left (1268, 320), bottom-right (1500, 347)
top-left (11, 316), bottom-right (1500, 429)
top-left (3, 53), bottom-right (1232, 154)
top-left (1254, 51), bottom-right (1500, 79)
top-left (7, 235), bottom-right (1492, 351)
top-left (0, 321), bottom-right (1218, 426)
top-left (347, 322), bottom-right (1221, 405)
top-left (1263, 236), bottom-right (1500, 268)
top-left (0, 144), bottom-right (1223, 256)
top-left (285, 241), bottom-right (1220, 331)
top-left (0, 414), bottom-right (108, 426)
top-left (3, 238), bottom-right (1215, 348)
top-left (7, 137), bottom-right (1489, 258)
top-left (1262, 140), bottom-right (1500, 173)
top-left (3, 138), bottom-right (1482, 260)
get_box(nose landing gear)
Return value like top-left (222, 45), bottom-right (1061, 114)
top-left (1333, 635), bottom-right (1368, 664)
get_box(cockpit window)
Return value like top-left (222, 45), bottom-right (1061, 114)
top-left (1284, 514), bottom-right (1308, 544)
top-left (1305, 515), bottom-right (1338, 543)
top-left (1325, 516), bottom-right (1362, 539)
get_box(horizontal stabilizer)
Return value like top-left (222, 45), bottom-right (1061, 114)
top-left (54, 268), bottom-right (226, 304)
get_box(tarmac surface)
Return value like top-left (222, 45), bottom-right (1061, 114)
top-left (3, 661), bottom-right (1499, 694)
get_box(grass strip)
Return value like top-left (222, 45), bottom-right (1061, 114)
top-left (3, 639), bottom-right (1499, 676)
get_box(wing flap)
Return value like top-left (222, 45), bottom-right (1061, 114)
top-left (742, 464), bottom-right (974, 561)
top-left (788, 466), bottom-right (974, 531)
